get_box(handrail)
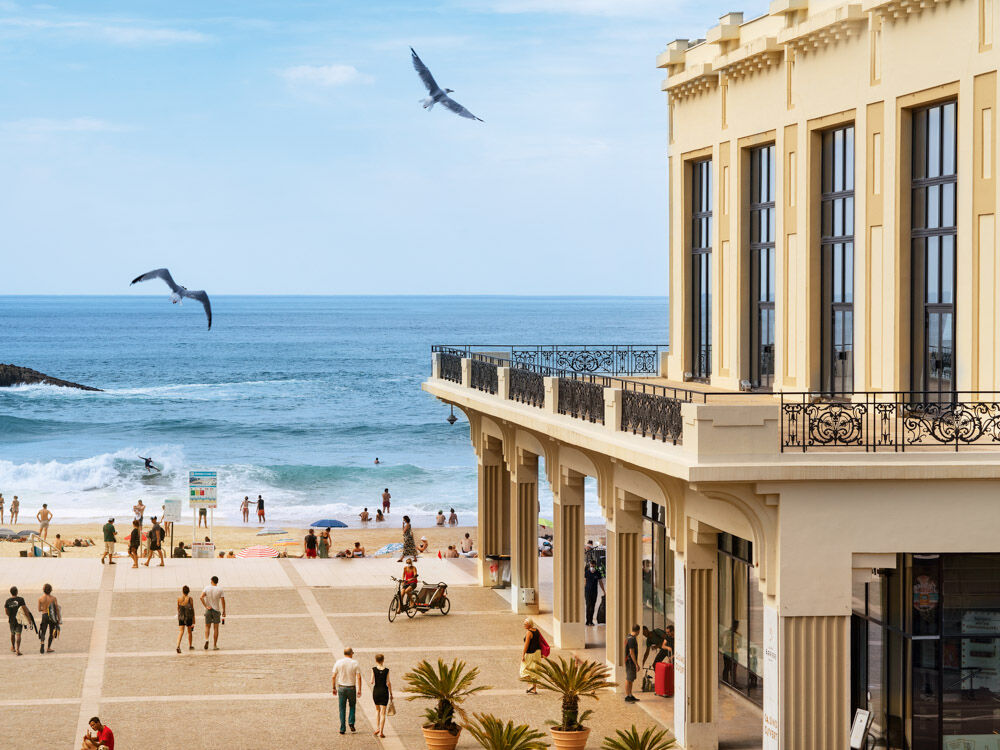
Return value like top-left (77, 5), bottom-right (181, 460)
top-left (26, 532), bottom-right (61, 557)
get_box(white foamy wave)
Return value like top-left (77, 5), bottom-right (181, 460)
top-left (0, 445), bottom-right (188, 493)
top-left (2, 379), bottom-right (313, 402)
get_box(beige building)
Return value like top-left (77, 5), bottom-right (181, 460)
top-left (424, 1), bottom-right (1000, 748)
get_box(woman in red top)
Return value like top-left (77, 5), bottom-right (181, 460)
top-left (401, 559), bottom-right (418, 607)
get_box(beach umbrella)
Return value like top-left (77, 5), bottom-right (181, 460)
top-left (272, 539), bottom-right (299, 546)
top-left (256, 528), bottom-right (287, 536)
top-left (310, 519), bottom-right (347, 528)
top-left (236, 545), bottom-right (279, 559)
top-left (13, 530), bottom-right (34, 539)
top-left (538, 518), bottom-right (553, 528)
top-left (373, 542), bottom-right (404, 557)
top-left (0, 528), bottom-right (15, 540)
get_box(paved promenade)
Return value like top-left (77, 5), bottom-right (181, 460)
top-left (1, 557), bottom-right (683, 750)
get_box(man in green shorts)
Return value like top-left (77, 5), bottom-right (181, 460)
top-left (101, 518), bottom-right (117, 565)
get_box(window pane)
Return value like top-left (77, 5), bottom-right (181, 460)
top-left (928, 105), bottom-right (941, 177)
top-left (942, 101), bottom-right (956, 175)
top-left (845, 126), bottom-right (855, 190)
top-left (941, 235), bottom-right (954, 304)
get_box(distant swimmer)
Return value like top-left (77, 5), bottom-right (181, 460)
top-left (138, 456), bottom-right (161, 473)
top-left (374, 457), bottom-right (380, 465)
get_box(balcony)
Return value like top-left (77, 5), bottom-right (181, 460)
top-left (429, 345), bottom-right (1000, 456)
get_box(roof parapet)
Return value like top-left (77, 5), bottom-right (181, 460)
top-left (707, 12), bottom-right (744, 44)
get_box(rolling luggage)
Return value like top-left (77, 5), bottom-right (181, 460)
top-left (655, 660), bottom-right (674, 697)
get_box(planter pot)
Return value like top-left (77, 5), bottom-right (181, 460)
top-left (422, 726), bottom-right (461, 750)
top-left (550, 727), bottom-right (591, 750)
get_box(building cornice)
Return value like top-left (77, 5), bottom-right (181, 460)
top-left (663, 63), bottom-right (720, 100)
top-left (777, 3), bottom-right (867, 56)
top-left (715, 36), bottom-right (785, 80)
top-left (863, 0), bottom-right (956, 22)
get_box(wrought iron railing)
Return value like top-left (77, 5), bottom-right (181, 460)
top-left (509, 367), bottom-right (545, 408)
top-left (436, 344), bottom-right (667, 376)
top-left (781, 391), bottom-right (1000, 452)
top-left (557, 377), bottom-right (605, 423)
top-left (470, 359), bottom-right (498, 394)
top-left (622, 390), bottom-right (684, 443)
top-left (440, 352), bottom-right (462, 384)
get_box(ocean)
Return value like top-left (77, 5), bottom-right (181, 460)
top-left (1, 296), bottom-right (667, 525)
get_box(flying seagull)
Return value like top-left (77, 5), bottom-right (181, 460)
top-left (130, 268), bottom-right (212, 329)
top-left (411, 47), bottom-right (483, 122)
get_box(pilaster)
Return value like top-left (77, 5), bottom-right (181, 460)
top-left (552, 466), bottom-right (585, 649)
top-left (605, 489), bottom-right (643, 683)
top-left (476, 439), bottom-right (509, 586)
top-left (509, 448), bottom-right (540, 614)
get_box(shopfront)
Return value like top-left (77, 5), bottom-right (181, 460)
top-left (642, 501), bottom-right (673, 633)
top-left (718, 532), bottom-right (764, 706)
top-left (851, 553), bottom-right (1000, 749)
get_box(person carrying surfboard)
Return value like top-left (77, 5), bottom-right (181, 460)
top-left (138, 456), bottom-right (160, 473)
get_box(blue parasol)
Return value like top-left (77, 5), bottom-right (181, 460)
top-left (310, 519), bottom-right (347, 528)
top-left (373, 542), bottom-right (404, 557)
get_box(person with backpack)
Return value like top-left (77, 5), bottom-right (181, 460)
top-left (520, 617), bottom-right (548, 694)
top-left (143, 517), bottom-right (165, 567)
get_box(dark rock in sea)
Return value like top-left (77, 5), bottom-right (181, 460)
top-left (0, 364), bottom-right (102, 391)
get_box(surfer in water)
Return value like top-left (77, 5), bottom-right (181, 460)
top-left (138, 456), bottom-right (161, 473)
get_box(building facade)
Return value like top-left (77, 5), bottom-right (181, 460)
top-left (423, 1), bottom-right (1000, 748)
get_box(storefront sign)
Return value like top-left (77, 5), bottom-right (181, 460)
top-left (942, 736), bottom-right (1000, 750)
top-left (161, 498), bottom-right (182, 523)
top-left (763, 605), bottom-right (779, 749)
top-left (189, 470), bottom-right (218, 509)
top-left (191, 541), bottom-right (215, 559)
top-left (673, 559), bottom-right (685, 745)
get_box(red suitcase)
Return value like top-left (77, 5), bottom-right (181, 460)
top-left (655, 661), bottom-right (674, 697)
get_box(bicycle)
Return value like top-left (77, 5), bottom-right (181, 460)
top-left (388, 576), bottom-right (450, 622)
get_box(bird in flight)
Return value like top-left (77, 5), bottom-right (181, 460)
top-left (130, 268), bottom-right (212, 329)
top-left (410, 47), bottom-right (483, 122)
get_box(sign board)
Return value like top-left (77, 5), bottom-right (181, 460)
top-left (189, 470), bottom-right (218, 509)
top-left (191, 541), bottom-right (215, 559)
top-left (162, 498), bottom-right (182, 523)
top-left (763, 606), bottom-right (780, 749)
top-left (849, 709), bottom-right (872, 749)
top-left (673, 559), bottom-right (686, 745)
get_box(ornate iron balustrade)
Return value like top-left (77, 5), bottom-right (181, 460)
top-left (440, 352), bottom-right (463, 384)
top-left (433, 344), bottom-right (667, 376)
top-left (509, 367), bottom-right (545, 407)
top-left (470, 359), bottom-right (498, 394)
top-left (558, 377), bottom-right (605, 423)
top-left (781, 391), bottom-right (1000, 451)
top-left (621, 390), bottom-right (684, 444)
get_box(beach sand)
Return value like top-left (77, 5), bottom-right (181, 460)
top-left (0, 520), bottom-right (608, 559)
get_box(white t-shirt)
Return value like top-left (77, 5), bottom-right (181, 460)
top-left (333, 657), bottom-right (361, 687)
top-left (202, 584), bottom-right (225, 611)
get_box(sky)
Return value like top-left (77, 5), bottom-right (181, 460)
top-left (0, 0), bottom-right (768, 295)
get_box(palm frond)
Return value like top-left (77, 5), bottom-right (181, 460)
top-left (525, 656), bottom-right (616, 699)
top-left (601, 725), bottom-right (677, 750)
top-left (403, 658), bottom-right (491, 729)
top-left (465, 713), bottom-right (549, 750)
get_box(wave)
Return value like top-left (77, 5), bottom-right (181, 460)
top-left (0, 378), bottom-right (317, 401)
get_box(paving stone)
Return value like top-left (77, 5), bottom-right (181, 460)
top-left (0, 657), bottom-right (86, 700)
top-left (106, 614), bottom-right (326, 653)
top-left (111, 588), bottom-right (307, 618)
top-left (312, 584), bottom-right (500, 615)
top-left (3, 705), bottom-right (79, 750)
top-left (333, 609), bottom-right (527, 649)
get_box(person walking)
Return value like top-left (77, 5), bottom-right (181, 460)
top-left (0, 494), bottom-right (5, 524)
top-left (101, 518), bottom-right (117, 565)
top-left (176, 585), bottom-right (195, 653)
top-left (240, 496), bottom-right (250, 523)
top-left (127, 520), bottom-right (141, 568)
top-left (397, 515), bottom-right (417, 561)
top-left (584, 559), bottom-right (604, 626)
top-left (9, 496), bottom-right (18, 524)
top-left (256, 495), bottom-right (265, 523)
top-left (200, 576), bottom-right (226, 650)
top-left (520, 618), bottom-right (543, 694)
top-left (332, 646), bottom-right (362, 734)
top-left (318, 528), bottom-right (331, 558)
top-left (624, 624), bottom-right (640, 702)
top-left (37, 583), bottom-right (60, 654)
top-left (36, 503), bottom-right (52, 540)
top-left (370, 653), bottom-right (392, 738)
top-left (381, 488), bottom-right (391, 514)
top-left (5, 586), bottom-right (30, 656)
top-left (304, 528), bottom-right (318, 559)
top-left (143, 517), bottom-right (165, 567)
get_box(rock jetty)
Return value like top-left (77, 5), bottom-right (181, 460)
top-left (0, 364), bottom-right (102, 391)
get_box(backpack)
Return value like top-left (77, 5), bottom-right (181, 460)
top-left (539, 632), bottom-right (550, 658)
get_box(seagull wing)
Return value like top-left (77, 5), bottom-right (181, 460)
top-left (410, 47), bottom-right (441, 95)
top-left (181, 289), bottom-right (212, 329)
top-left (440, 94), bottom-right (483, 122)
top-left (130, 268), bottom-right (181, 293)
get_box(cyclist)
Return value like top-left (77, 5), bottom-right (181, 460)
top-left (401, 559), bottom-right (418, 607)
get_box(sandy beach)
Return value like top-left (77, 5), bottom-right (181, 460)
top-left (0, 519), bottom-right (608, 559)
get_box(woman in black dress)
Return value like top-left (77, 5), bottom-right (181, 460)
top-left (176, 585), bottom-right (195, 653)
top-left (370, 653), bottom-right (392, 738)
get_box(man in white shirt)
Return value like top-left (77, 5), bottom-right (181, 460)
top-left (199, 576), bottom-right (226, 650)
top-left (332, 646), bottom-right (362, 734)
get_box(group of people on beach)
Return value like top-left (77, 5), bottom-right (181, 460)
top-left (0, 494), bottom-right (21, 525)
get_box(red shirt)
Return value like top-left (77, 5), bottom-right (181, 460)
top-left (95, 726), bottom-right (114, 749)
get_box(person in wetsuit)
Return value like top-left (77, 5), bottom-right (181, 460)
top-left (138, 456), bottom-right (159, 473)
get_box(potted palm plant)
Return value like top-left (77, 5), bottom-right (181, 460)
top-left (602, 726), bottom-right (676, 750)
top-left (524, 656), bottom-right (615, 750)
top-left (465, 712), bottom-right (549, 750)
top-left (403, 658), bottom-right (490, 750)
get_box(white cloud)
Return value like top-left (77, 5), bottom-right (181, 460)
top-left (279, 64), bottom-right (372, 88)
top-left (0, 18), bottom-right (211, 45)
top-left (2, 117), bottom-right (130, 134)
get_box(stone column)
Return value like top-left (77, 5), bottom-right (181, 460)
top-left (605, 490), bottom-right (643, 683)
top-left (476, 438), bottom-right (509, 586)
top-left (552, 466), bottom-right (585, 648)
top-left (509, 449), bottom-right (540, 614)
top-left (674, 521), bottom-right (719, 750)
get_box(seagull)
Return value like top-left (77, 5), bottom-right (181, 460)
top-left (411, 47), bottom-right (483, 122)
top-left (130, 268), bottom-right (212, 329)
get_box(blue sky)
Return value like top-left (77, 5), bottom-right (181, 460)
top-left (0, 0), bottom-right (767, 295)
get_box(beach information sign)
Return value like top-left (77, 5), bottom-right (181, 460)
top-left (188, 470), bottom-right (218, 509)
top-left (162, 497), bottom-right (183, 522)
